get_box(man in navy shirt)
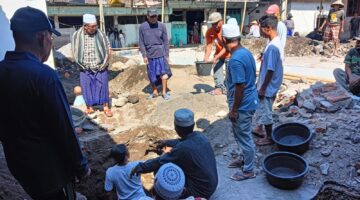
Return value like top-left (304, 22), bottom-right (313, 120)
top-left (0, 7), bottom-right (90, 200)
top-left (222, 24), bottom-right (259, 181)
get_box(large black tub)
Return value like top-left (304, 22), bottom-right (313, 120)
top-left (272, 123), bottom-right (312, 155)
top-left (263, 152), bottom-right (309, 190)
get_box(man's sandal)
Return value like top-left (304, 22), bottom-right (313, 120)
top-left (230, 171), bottom-right (256, 181)
top-left (104, 109), bottom-right (113, 117)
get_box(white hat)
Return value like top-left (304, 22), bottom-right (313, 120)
top-left (222, 24), bottom-right (241, 38)
top-left (154, 163), bottom-right (185, 200)
top-left (227, 18), bottom-right (238, 26)
top-left (174, 108), bottom-right (194, 127)
top-left (83, 14), bottom-right (97, 24)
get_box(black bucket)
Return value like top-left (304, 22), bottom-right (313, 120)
top-left (263, 152), bottom-right (309, 190)
top-left (272, 123), bottom-right (312, 155)
top-left (195, 61), bottom-right (213, 76)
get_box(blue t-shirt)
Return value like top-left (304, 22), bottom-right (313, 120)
top-left (226, 47), bottom-right (259, 111)
top-left (258, 37), bottom-right (284, 98)
top-left (105, 161), bottom-right (146, 200)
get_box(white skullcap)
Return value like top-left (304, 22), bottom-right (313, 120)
top-left (83, 14), bottom-right (96, 24)
top-left (154, 163), bottom-right (185, 200)
top-left (227, 18), bottom-right (238, 25)
top-left (222, 24), bottom-right (241, 38)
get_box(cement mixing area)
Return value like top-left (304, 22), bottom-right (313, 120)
top-left (1, 37), bottom-right (360, 200)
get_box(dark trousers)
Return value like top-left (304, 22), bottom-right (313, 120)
top-left (36, 182), bottom-right (76, 200)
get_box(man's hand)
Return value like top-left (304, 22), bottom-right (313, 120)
top-left (341, 28), bottom-right (344, 33)
top-left (204, 57), bottom-right (210, 62)
top-left (165, 57), bottom-right (170, 65)
top-left (212, 57), bottom-right (218, 64)
top-left (258, 88), bottom-right (265, 100)
top-left (163, 146), bottom-right (173, 153)
top-left (228, 110), bottom-right (238, 123)
top-left (143, 57), bottom-right (148, 64)
top-left (130, 165), bottom-right (140, 179)
top-left (154, 140), bottom-right (167, 150)
top-left (257, 53), bottom-right (263, 62)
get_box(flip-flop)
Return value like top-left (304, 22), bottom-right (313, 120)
top-left (228, 159), bottom-right (244, 168)
top-left (163, 93), bottom-right (170, 100)
top-left (147, 93), bottom-right (159, 100)
top-left (104, 109), bottom-right (113, 117)
top-left (230, 171), bottom-right (256, 181)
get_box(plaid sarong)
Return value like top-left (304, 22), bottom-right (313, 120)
top-left (324, 24), bottom-right (340, 42)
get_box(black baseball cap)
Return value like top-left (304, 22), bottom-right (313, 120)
top-left (10, 6), bottom-right (61, 36)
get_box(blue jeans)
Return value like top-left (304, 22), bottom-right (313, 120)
top-left (213, 59), bottom-right (227, 90)
top-left (232, 110), bottom-right (256, 173)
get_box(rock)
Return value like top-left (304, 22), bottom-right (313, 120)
top-left (357, 169), bottom-right (360, 176)
top-left (320, 163), bottom-right (330, 175)
top-left (128, 95), bottom-right (140, 104)
top-left (214, 143), bottom-right (225, 148)
top-left (328, 122), bottom-right (338, 129)
top-left (121, 91), bottom-right (130, 98)
top-left (100, 124), bottom-right (115, 132)
top-left (321, 148), bottom-right (332, 157)
top-left (315, 123), bottom-right (327, 134)
top-left (112, 97), bottom-right (128, 107)
top-left (344, 132), bottom-right (351, 140)
top-left (303, 99), bottom-right (316, 111)
top-left (355, 161), bottom-right (360, 170)
top-left (76, 192), bottom-right (87, 200)
top-left (351, 136), bottom-right (360, 144)
top-left (125, 58), bottom-right (139, 68)
top-left (289, 105), bottom-right (299, 114)
top-left (215, 110), bottom-right (228, 118)
top-left (298, 108), bottom-right (312, 118)
top-left (222, 152), bottom-right (231, 157)
top-left (111, 61), bottom-right (127, 71)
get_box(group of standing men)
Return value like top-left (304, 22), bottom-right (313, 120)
top-left (202, 4), bottom-right (286, 180)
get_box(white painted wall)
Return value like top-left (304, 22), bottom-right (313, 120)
top-left (0, 0), bottom-right (55, 68)
top-left (116, 23), bottom-right (172, 47)
top-left (289, 2), bottom-right (331, 36)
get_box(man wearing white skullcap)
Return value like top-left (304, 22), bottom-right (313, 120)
top-left (131, 109), bottom-right (218, 199)
top-left (222, 24), bottom-right (258, 181)
top-left (72, 14), bottom-right (113, 117)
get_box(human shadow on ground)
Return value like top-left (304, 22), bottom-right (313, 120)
top-left (191, 83), bottom-right (215, 94)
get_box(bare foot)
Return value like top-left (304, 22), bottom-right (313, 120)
top-left (256, 136), bottom-right (274, 146)
top-left (252, 126), bottom-right (266, 138)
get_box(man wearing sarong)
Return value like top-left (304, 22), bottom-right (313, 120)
top-left (72, 14), bottom-right (113, 117)
top-left (139, 8), bottom-right (172, 100)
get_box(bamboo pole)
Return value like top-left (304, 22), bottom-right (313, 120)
top-left (161, 0), bottom-right (165, 23)
top-left (224, 0), bottom-right (227, 23)
top-left (240, 0), bottom-right (247, 33)
top-left (99, 0), bottom-right (105, 32)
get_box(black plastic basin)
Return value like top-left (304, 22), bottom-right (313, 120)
top-left (263, 152), bottom-right (309, 190)
top-left (272, 123), bottom-right (312, 155)
top-left (195, 61), bottom-right (213, 76)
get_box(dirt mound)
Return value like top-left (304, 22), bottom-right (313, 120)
top-left (313, 181), bottom-right (360, 200)
top-left (109, 65), bottom-right (149, 95)
top-left (77, 126), bottom-right (177, 199)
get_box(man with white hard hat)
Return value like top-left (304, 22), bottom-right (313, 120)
top-left (204, 12), bottom-right (230, 95)
top-left (72, 14), bottom-right (113, 117)
top-left (222, 23), bottom-right (258, 181)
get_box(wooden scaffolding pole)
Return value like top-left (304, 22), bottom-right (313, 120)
top-left (240, 0), bottom-right (247, 34)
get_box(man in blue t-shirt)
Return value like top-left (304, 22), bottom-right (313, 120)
top-left (222, 24), bottom-right (259, 181)
top-left (253, 15), bottom-right (284, 146)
